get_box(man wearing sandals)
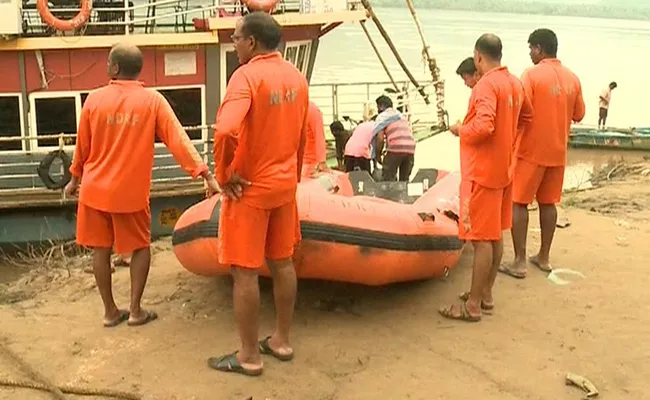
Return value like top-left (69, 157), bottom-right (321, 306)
top-left (65, 43), bottom-right (219, 328)
top-left (444, 34), bottom-right (533, 322)
top-left (209, 12), bottom-right (309, 376)
top-left (500, 29), bottom-right (585, 279)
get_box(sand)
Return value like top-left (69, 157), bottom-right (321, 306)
top-left (1, 162), bottom-right (649, 400)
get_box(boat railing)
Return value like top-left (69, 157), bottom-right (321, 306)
top-left (19, 0), bottom-right (359, 37)
top-left (0, 79), bottom-right (438, 197)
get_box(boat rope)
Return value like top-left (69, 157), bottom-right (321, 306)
top-left (0, 378), bottom-right (142, 400)
top-left (0, 336), bottom-right (142, 400)
top-left (404, 0), bottom-right (448, 129)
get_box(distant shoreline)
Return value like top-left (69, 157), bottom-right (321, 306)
top-left (371, 2), bottom-right (650, 22)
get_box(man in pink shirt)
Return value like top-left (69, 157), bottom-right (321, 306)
top-left (343, 118), bottom-right (375, 173)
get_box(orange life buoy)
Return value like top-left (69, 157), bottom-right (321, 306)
top-left (37, 0), bottom-right (93, 32)
top-left (243, 0), bottom-right (279, 13)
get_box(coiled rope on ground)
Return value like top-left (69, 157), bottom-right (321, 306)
top-left (0, 335), bottom-right (141, 400)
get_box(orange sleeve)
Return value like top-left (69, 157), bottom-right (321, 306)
top-left (213, 69), bottom-right (252, 186)
top-left (572, 78), bottom-right (586, 122)
top-left (155, 94), bottom-right (208, 179)
top-left (311, 104), bottom-right (327, 163)
top-left (70, 103), bottom-right (92, 178)
top-left (458, 82), bottom-right (497, 145)
top-left (518, 75), bottom-right (534, 131)
top-left (296, 91), bottom-right (309, 182)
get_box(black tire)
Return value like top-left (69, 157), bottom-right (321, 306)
top-left (36, 150), bottom-right (72, 190)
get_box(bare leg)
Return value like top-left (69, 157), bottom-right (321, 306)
top-left (501, 203), bottom-right (529, 278)
top-left (266, 258), bottom-right (297, 357)
top-left (484, 239), bottom-right (503, 304)
top-left (530, 204), bottom-right (556, 272)
top-left (93, 247), bottom-right (121, 325)
top-left (231, 266), bottom-right (263, 368)
top-left (439, 241), bottom-right (491, 321)
top-left (467, 241), bottom-right (493, 314)
top-left (123, 247), bottom-right (155, 323)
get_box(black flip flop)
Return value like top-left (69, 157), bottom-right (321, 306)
top-left (127, 310), bottom-right (158, 327)
top-left (207, 352), bottom-right (263, 376)
top-left (104, 309), bottom-right (129, 328)
top-left (259, 336), bottom-right (294, 361)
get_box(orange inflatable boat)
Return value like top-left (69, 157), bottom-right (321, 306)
top-left (172, 168), bottom-right (464, 285)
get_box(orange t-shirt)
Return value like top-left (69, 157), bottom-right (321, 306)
top-left (459, 66), bottom-right (533, 189)
top-left (70, 80), bottom-right (208, 213)
top-left (302, 101), bottom-right (327, 166)
top-left (213, 52), bottom-right (310, 209)
top-left (516, 58), bottom-right (585, 167)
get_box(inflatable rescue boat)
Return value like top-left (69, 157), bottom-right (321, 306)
top-left (172, 168), bottom-right (464, 286)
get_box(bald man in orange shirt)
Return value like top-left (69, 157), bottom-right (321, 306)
top-left (65, 43), bottom-right (219, 328)
top-left (208, 12), bottom-right (309, 376)
top-left (443, 34), bottom-right (533, 322)
top-left (499, 29), bottom-right (585, 279)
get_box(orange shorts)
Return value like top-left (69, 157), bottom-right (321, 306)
top-left (218, 198), bottom-right (300, 268)
top-left (513, 158), bottom-right (565, 205)
top-left (76, 203), bottom-right (151, 254)
top-left (459, 180), bottom-right (512, 241)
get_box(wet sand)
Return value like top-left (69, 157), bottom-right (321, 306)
top-left (1, 161), bottom-right (649, 400)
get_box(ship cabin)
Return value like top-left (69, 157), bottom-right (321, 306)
top-left (0, 0), bottom-right (370, 249)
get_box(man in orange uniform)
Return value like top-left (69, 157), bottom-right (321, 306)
top-left (499, 29), bottom-right (585, 279)
top-left (441, 34), bottom-right (533, 322)
top-left (456, 56), bottom-right (480, 89)
top-left (208, 12), bottom-right (309, 376)
top-left (65, 43), bottom-right (219, 328)
top-left (302, 101), bottom-right (328, 177)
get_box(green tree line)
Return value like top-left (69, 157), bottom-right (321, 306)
top-left (370, 0), bottom-right (650, 21)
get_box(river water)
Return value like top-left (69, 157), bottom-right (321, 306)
top-left (311, 7), bottom-right (650, 188)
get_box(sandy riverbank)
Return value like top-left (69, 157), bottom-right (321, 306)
top-left (1, 161), bottom-right (649, 400)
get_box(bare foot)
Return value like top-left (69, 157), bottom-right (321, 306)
top-left (127, 309), bottom-right (158, 326)
top-left (497, 260), bottom-right (527, 279)
top-left (104, 309), bottom-right (129, 328)
top-left (259, 335), bottom-right (294, 361)
top-left (529, 254), bottom-right (553, 273)
top-left (439, 302), bottom-right (481, 322)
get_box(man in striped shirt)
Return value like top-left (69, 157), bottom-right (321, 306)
top-left (373, 95), bottom-right (416, 182)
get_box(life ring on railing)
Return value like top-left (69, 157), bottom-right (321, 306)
top-left (37, 150), bottom-right (72, 190)
top-left (36, 0), bottom-right (93, 32)
top-left (243, 0), bottom-right (280, 13)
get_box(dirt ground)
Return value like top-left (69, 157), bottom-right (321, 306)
top-left (1, 162), bottom-right (649, 400)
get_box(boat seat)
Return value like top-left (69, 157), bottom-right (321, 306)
top-left (348, 168), bottom-right (439, 204)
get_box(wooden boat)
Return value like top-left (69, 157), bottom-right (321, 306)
top-left (569, 125), bottom-right (650, 151)
top-left (172, 168), bottom-right (464, 285)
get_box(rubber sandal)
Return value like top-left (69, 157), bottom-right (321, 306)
top-left (103, 309), bottom-right (129, 328)
top-left (497, 264), bottom-right (527, 279)
top-left (458, 292), bottom-right (494, 313)
top-left (127, 310), bottom-right (158, 327)
top-left (258, 336), bottom-right (294, 361)
top-left (529, 256), bottom-right (553, 273)
top-left (439, 301), bottom-right (481, 322)
top-left (207, 352), bottom-right (263, 376)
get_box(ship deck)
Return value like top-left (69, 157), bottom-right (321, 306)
top-left (0, 181), bottom-right (206, 210)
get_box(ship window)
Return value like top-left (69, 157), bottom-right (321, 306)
top-left (0, 96), bottom-right (22, 151)
top-left (80, 92), bottom-right (89, 106)
top-left (157, 88), bottom-right (203, 142)
top-left (34, 97), bottom-right (77, 148)
top-left (285, 46), bottom-right (297, 65)
top-left (284, 42), bottom-right (312, 75)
